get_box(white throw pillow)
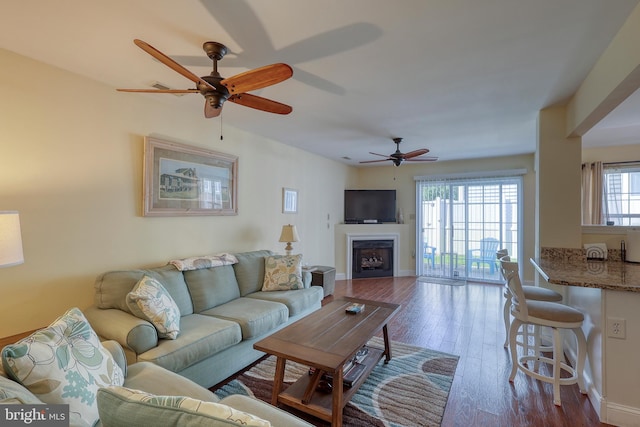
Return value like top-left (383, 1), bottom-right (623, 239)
top-left (262, 254), bottom-right (303, 291)
top-left (126, 275), bottom-right (181, 339)
top-left (1, 307), bottom-right (125, 427)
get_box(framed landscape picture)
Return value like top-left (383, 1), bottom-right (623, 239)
top-left (143, 137), bottom-right (238, 216)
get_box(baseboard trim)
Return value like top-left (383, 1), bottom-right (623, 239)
top-left (604, 401), bottom-right (640, 426)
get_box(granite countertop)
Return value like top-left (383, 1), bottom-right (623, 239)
top-left (530, 247), bottom-right (640, 292)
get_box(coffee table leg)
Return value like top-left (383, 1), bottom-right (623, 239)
top-left (383, 324), bottom-right (392, 363)
top-left (272, 357), bottom-right (286, 406)
top-left (332, 368), bottom-right (344, 427)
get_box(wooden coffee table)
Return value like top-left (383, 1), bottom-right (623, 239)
top-left (253, 297), bottom-right (400, 426)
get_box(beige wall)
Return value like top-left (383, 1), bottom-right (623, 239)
top-left (346, 154), bottom-right (537, 280)
top-left (0, 48), bottom-right (356, 337)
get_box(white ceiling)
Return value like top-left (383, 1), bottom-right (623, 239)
top-left (1, 0), bottom-right (638, 165)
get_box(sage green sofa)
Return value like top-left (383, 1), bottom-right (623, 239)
top-left (1, 340), bottom-right (314, 427)
top-left (85, 250), bottom-right (324, 388)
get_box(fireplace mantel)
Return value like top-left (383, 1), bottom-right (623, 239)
top-left (346, 233), bottom-right (399, 280)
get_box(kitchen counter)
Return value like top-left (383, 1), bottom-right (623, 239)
top-left (530, 256), bottom-right (640, 292)
top-left (529, 247), bottom-right (640, 426)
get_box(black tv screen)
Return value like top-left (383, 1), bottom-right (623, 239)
top-left (344, 190), bottom-right (396, 223)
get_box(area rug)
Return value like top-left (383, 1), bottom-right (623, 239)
top-left (417, 277), bottom-right (467, 286)
top-left (212, 337), bottom-right (459, 427)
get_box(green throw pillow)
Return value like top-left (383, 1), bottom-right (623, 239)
top-left (262, 254), bottom-right (303, 291)
top-left (97, 386), bottom-right (271, 427)
top-left (126, 275), bottom-right (181, 339)
top-left (1, 307), bottom-right (125, 427)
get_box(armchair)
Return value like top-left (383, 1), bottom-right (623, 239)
top-left (467, 237), bottom-right (500, 274)
top-left (423, 242), bottom-right (437, 268)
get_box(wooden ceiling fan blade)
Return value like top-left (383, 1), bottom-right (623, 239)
top-left (204, 100), bottom-right (222, 118)
top-left (228, 93), bottom-right (292, 115)
top-left (117, 89), bottom-right (199, 94)
top-left (133, 39), bottom-right (215, 91)
top-left (403, 148), bottom-right (430, 159)
top-left (360, 159), bottom-right (392, 164)
top-left (221, 63), bottom-right (293, 94)
top-left (405, 157), bottom-right (439, 162)
top-left (368, 152), bottom-right (392, 158)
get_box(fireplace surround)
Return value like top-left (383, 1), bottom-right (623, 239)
top-left (346, 233), bottom-right (399, 280)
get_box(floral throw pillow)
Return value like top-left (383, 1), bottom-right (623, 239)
top-left (98, 386), bottom-right (271, 427)
top-left (1, 307), bottom-right (125, 427)
top-left (262, 254), bottom-right (303, 291)
top-left (126, 275), bottom-right (181, 339)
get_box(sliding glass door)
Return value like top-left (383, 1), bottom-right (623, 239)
top-left (416, 175), bottom-right (521, 283)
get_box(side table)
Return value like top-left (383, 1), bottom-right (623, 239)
top-left (310, 265), bottom-right (336, 297)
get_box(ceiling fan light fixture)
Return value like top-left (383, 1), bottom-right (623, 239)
top-left (206, 93), bottom-right (227, 109)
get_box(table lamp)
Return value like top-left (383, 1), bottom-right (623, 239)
top-left (0, 211), bottom-right (24, 268)
top-left (279, 224), bottom-right (300, 256)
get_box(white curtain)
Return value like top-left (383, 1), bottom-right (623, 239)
top-left (581, 161), bottom-right (603, 224)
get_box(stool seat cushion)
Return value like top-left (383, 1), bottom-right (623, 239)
top-left (522, 285), bottom-right (562, 302)
top-left (526, 300), bottom-right (585, 323)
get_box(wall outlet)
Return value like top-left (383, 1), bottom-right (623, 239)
top-left (607, 317), bottom-right (626, 339)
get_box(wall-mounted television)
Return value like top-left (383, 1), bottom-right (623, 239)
top-left (344, 190), bottom-right (396, 224)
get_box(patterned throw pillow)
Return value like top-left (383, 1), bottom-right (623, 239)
top-left (1, 307), bottom-right (125, 427)
top-left (97, 386), bottom-right (271, 427)
top-left (126, 275), bottom-right (181, 339)
top-left (262, 254), bottom-right (303, 291)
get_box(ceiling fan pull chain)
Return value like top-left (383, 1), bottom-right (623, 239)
top-left (220, 114), bottom-right (224, 141)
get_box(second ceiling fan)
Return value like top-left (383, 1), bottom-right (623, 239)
top-left (360, 138), bottom-right (438, 167)
top-left (118, 39), bottom-right (293, 118)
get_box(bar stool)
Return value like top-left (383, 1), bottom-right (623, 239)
top-left (500, 258), bottom-right (587, 406)
top-left (497, 249), bottom-right (563, 348)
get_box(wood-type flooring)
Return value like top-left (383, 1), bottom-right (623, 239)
top-left (325, 276), bottom-right (609, 427)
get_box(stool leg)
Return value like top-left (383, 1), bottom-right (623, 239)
top-left (552, 327), bottom-right (562, 406)
top-left (509, 319), bottom-right (522, 382)
top-left (503, 292), bottom-right (512, 348)
top-left (533, 325), bottom-right (542, 372)
top-left (574, 326), bottom-right (588, 394)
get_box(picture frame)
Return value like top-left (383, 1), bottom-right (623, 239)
top-left (143, 137), bottom-right (238, 216)
top-left (282, 188), bottom-right (298, 214)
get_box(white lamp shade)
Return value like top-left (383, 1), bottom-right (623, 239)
top-left (0, 211), bottom-right (24, 267)
top-left (279, 224), bottom-right (300, 243)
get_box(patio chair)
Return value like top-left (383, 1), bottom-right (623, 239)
top-left (467, 237), bottom-right (500, 274)
top-left (423, 242), bottom-right (436, 268)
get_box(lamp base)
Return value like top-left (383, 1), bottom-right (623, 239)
top-left (284, 242), bottom-right (293, 256)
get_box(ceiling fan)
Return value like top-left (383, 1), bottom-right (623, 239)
top-left (360, 138), bottom-right (438, 167)
top-left (117, 39), bottom-right (293, 118)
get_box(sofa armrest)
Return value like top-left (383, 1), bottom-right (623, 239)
top-left (302, 270), bottom-right (312, 288)
top-left (220, 395), bottom-right (314, 426)
top-left (84, 306), bottom-right (158, 356)
top-left (101, 340), bottom-right (128, 377)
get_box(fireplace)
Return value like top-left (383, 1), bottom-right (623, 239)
top-left (352, 240), bottom-right (394, 279)
top-left (345, 232), bottom-right (399, 280)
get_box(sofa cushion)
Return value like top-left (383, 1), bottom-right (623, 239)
top-left (124, 362), bottom-right (217, 403)
top-left (201, 298), bottom-right (288, 339)
top-left (184, 265), bottom-right (241, 312)
top-left (126, 275), bottom-right (182, 339)
top-left (97, 386), bottom-right (271, 427)
top-left (1, 307), bottom-right (124, 427)
top-left (232, 250), bottom-right (274, 296)
top-left (137, 314), bottom-right (241, 373)
top-left (262, 254), bottom-right (303, 291)
top-left (247, 287), bottom-right (324, 317)
top-left (95, 265), bottom-right (194, 316)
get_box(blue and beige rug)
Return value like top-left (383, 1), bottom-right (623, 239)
top-left (213, 337), bottom-right (459, 427)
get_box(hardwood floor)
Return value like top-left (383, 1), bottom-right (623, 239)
top-left (326, 276), bottom-right (609, 427)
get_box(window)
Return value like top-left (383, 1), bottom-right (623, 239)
top-left (603, 162), bottom-right (640, 226)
